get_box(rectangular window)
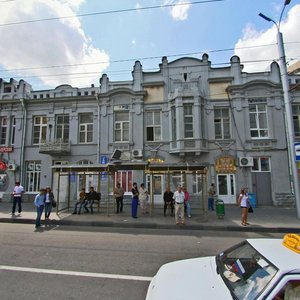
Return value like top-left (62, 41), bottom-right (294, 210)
top-left (79, 113), bottom-right (93, 143)
top-left (252, 157), bottom-right (271, 172)
top-left (33, 116), bottom-right (47, 144)
top-left (171, 106), bottom-right (177, 141)
top-left (171, 172), bottom-right (184, 191)
top-left (0, 117), bottom-right (7, 145)
top-left (183, 104), bottom-right (193, 138)
top-left (56, 114), bottom-right (69, 142)
top-left (10, 116), bottom-right (16, 145)
top-left (249, 101), bottom-right (269, 138)
top-left (114, 112), bottom-right (129, 142)
top-left (214, 108), bottom-right (231, 139)
top-left (293, 105), bottom-right (300, 137)
top-left (25, 161), bottom-right (41, 192)
top-left (146, 111), bottom-right (161, 141)
top-left (114, 171), bottom-right (132, 193)
top-left (193, 172), bottom-right (205, 194)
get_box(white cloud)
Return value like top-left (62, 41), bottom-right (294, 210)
top-left (234, 4), bottom-right (300, 73)
top-left (164, 0), bottom-right (191, 21)
top-left (0, 0), bottom-right (109, 89)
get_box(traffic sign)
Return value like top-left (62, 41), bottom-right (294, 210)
top-left (295, 142), bottom-right (300, 162)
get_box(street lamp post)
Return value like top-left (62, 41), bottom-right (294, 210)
top-left (259, 0), bottom-right (300, 219)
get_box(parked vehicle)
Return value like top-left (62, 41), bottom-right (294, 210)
top-left (146, 234), bottom-right (300, 300)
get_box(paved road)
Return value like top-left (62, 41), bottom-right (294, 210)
top-left (0, 223), bottom-right (285, 300)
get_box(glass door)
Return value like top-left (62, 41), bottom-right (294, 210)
top-left (217, 174), bottom-right (236, 204)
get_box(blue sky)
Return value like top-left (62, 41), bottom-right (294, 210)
top-left (0, 0), bottom-right (299, 90)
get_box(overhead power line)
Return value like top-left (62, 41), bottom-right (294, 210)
top-left (0, 0), bottom-right (225, 27)
top-left (1, 41), bottom-right (299, 74)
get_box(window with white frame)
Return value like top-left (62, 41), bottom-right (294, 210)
top-left (193, 172), bottom-right (205, 194)
top-left (183, 103), bottom-right (194, 138)
top-left (172, 173), bottom-right (184, 191)
top-left (249, 100), bottom-right (269, 138)
top-left (25, 161), bottom-right (41, 192)
top-left (146, 111), bottom-right (161, 141)
top-left (0, 117), bottom-right (7, 145)
top-left (252, 157), bottom-right (271, 172)
top-left (10, 116), bottom-right (16, 145)
top-left (56, 114), bottom-right (69, 142)
top-left (79, 113), bottom-right (93, 143)
top-left (114, 112), bottom-right (129, 142)
top-left (77, 160), bottom-right (95, 191)
top-left (33, 116), bottom-right (47, 144)
top-left (214, 108), bottom-right (231, 139)
top-left (293, 104), bottom-right (300, 137)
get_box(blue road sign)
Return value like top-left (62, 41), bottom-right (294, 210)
top-left (100, 156), bottom-right (108, 181)
top-left (295, 142), bottom-right (300, 162)
top-left (100, 156), bottom-right (108, 164)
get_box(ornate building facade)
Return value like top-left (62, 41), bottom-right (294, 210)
top-left (0, 54), bottom-right (299, 206)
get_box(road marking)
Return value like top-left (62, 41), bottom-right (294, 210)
top-left (0, 265), bottom-right (152, 282)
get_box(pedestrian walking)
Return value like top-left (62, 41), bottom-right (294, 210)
top-left (208, 183), bottom-right (216, 211)
top-left (113, 182), bottom-right (124, 213)
top-left (34, 188), bottom-right (45, 229)
top-left (173, 185), bottom-right (185, 225)
top-left (131, 182), bottom-right (139, 218)
top-left (11, 181), bottom-right (24, 216)
top-left (163, 186), bottom-right (174, 216)
top-left (237, 187), bottom-right (250, 226)
top-left (139, 183), bottom-right (148, 214)
top-left (183, 186), bottom-right (191, 218)
top-left (44, 186), bottom-right (55, 220)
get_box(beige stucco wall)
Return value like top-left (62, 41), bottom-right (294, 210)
top-left (209, 82), bottom-right (230, 99)
top-left (144, 86), bottom-right (164, 103)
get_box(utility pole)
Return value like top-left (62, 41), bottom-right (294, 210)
top-left (259, 0), bottom-right (300, 218)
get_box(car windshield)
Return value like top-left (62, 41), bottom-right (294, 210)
top-left (216, 241), bottom-right (278, 300)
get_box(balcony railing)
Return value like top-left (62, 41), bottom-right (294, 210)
top-left (39, 139), bottom-right (71, 155)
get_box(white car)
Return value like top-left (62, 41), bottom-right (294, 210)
top-left (146, 234), bottom-right (300, 300)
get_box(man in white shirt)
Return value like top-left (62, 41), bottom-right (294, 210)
top-left (173, 185), bottom-right (185, 224)
top-left (11, 181), bottom-right (24, 216)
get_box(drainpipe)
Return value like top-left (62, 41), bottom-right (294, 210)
top-left (19, 98), bottom-right (26, 185)
top-left (96, 94), bottom-right (100, 164)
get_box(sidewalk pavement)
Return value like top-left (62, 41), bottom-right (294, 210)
top-left (0, 202), bottom-right (300, 233)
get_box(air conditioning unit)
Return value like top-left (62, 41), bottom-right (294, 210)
top-left (132, 149), bottom-right (143, 158)
top-left (239, 157), bottom-right (254, 167)
top-left (7, 163), bottom-right (16, 171)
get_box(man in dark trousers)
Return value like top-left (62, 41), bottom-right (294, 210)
top-left (84, 186), bottom-right (100, 213)
top-left (11, 181), bottom-right (24, 216)
top-left (163, 186), bottom-right (174, 216)
top-left (113, 182), bottom-right (124, 213)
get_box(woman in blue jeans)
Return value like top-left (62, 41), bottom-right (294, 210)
top-left (131, 182), bottom-right (139, 218)
top-left (44, 186), bottom-right (55, 220)
top-left (34, 188), bottom-right (45, 229)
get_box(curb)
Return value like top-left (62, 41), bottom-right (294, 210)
top-left (1, 217), bottom-right (300, 233)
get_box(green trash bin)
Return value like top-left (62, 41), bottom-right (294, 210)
top-left (216, 199), bottom-right (225, 219)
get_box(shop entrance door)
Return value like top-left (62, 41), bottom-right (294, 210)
top-left (217, 174), bottom-right (236, 204)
